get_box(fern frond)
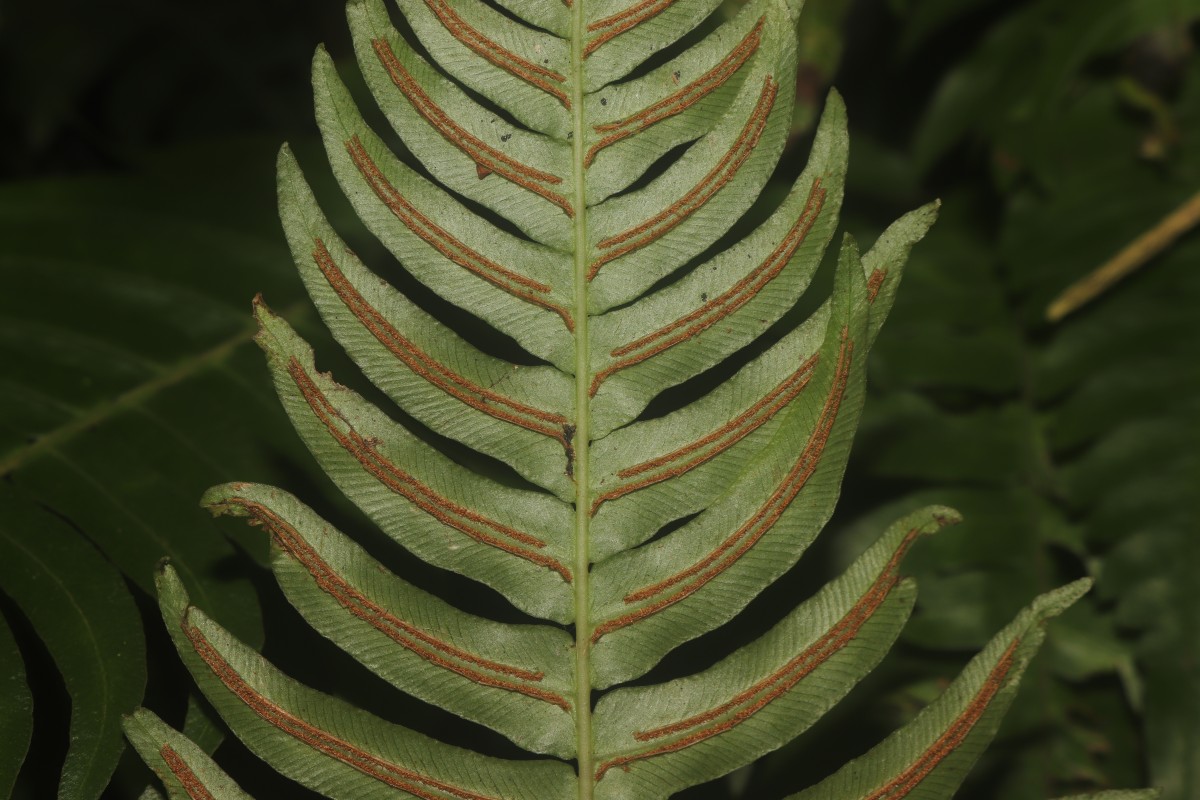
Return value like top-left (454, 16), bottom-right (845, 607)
top-left (127, 0), bottom-right (1088, 797)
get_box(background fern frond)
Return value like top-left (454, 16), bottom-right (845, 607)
top-left (836, 2), bottom-right (1200, 796)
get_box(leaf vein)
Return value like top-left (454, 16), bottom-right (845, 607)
top-left (589, 177), bottom-right (825, 394)
top-left (345, 137), bottom-right (576, 331)
top-left (185, 622), bottom-right (505, 800)
top-left (423, 0), bottom-right (571, 108)
top-left (587, 75), bottom-right (779, 281)
top-left (584, 18), bottom-right (764, 166)
top-left (592, 327), bottom-right (853, 640)
top-left (372, 39), bottom-right (574, 216)
top-left (311, 238), bottom-right (574, 454)
top-left (285, 357), bottom-right (573, 581)
top-left (225, 496), bottom-right (571, 709)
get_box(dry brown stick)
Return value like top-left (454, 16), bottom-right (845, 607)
top-left (1046, 189), bottom-right (1200, 322)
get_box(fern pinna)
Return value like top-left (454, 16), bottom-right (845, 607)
top-left (123, 0), bottom-right (1092, 798)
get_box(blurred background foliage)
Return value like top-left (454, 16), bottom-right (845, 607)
top-left (0, 0), bottom-right (1196, 798)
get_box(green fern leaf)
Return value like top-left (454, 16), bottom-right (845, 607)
top-left (786, 580), bottom-right (1091, 800)
top-left (1, 493), bottom-right (145, 800)
top-left (0, 590), bottom-right (33, 797)
top-left (125, 709), bottom-right (253, 800)
top-left (128, 0), bottom-right (1089, 797)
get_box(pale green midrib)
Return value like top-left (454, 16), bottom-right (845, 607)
top-left (569, 2), bottom-right (594, 797)
top-left (0, 302), bottom-right (306, 478)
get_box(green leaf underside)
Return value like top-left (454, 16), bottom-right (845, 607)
top-left (787, 581), bottom-right (1091, 800)
top-left (0, 494), bottom-right (146, 800)
top-left (202, 481), bottom-right (578, 758)
top-left (590, 507), bottom-right (954, 798)
top-left (157, 564), bottom-right (576, 799)
top-left (131, 0), bottom-right (1089, 798)
top-left (124, 709), bottom-right (253, 800)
